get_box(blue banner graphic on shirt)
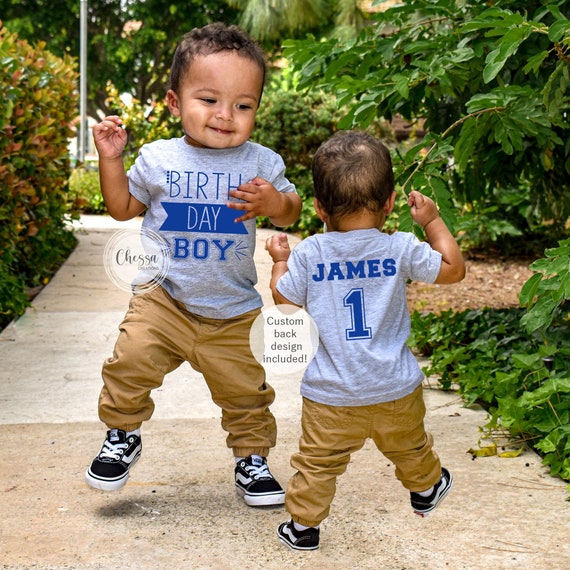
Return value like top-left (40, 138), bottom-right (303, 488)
top-left (159, 202), bottom-right (247, 234)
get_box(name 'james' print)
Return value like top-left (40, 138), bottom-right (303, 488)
top-left (311, 258), bottom-right (397, 282)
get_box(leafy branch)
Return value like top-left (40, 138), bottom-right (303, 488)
top-left (399, 106), bottom-right (506, 196)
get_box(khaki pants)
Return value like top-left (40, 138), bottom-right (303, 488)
top-left (98, 286), bottom-right (277, 458)
top-left (286, 386), bottom-right (441, 527)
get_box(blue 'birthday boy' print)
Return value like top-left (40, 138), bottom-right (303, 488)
top-left (166, 168), bottom-right (243, 200)
top-left (160, 168), bottom-right (248, 234)
top-left (160, 202), bottom-right (248, 234)
top-left (126, 136), bottom-right (296, 318)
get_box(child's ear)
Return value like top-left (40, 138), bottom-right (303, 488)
top-left (384, 191), bottom-right (397, 215)
top-left (313, 198), bottom-right (328, 223)
top-left (166, 90), bottom-right (181, 117)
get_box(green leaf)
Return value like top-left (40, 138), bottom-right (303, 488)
top-left (511, 353), bottom-right (541, 370)
top-left (519, 273), bottom-right (542, 307)
top-left (536, 431), bottom-right (561, 453)
top-left (549, 20), bottom-right (570, 42)
top-left (393, 73), bottom-right (410, 99)
top-left (483, 26), bottom-right (533, 83)
top-left (483, 59), bottom-right (504, 84)
top-left (521, 295), bottom-right (559, 333)
top-left (545, 242), bottom-right (570, 261)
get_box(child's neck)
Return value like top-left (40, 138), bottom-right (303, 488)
top-left (327, 210), bottom-right (386, 232)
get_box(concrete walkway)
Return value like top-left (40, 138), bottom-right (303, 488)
top-left (1, 215), bottom-right (568, 570)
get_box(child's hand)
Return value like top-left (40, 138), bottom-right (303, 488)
top-left (228, 177), bottom-right (284, 223)
top-left (265, 233), bottom-right (291, 263)
top-left (408, 190), bottom-right (440, 228)
top-left (409, 190), bottom-right (466, 284)
top-left (92, 116), bottom-right (128, 160)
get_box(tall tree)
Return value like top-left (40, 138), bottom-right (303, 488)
top-left (0, 0), bottom-right (372, 119)
top-left (284, 0), bottom-right (570, 232)
top-left (227, 0), bottom-right (371, 42)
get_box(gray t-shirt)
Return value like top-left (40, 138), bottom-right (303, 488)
top-left (276, 229), bottom-right (442, 406)
top-left (128, 136), bottom-right (296, 318)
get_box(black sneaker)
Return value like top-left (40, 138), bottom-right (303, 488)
top-left (410, 467), bottom-right (453, 517)
top-left (277, 520), bottom-right (320, 551)
top-left (235, 455), bottom-right (285, 507)
top-left (85, 429), bottom-right (142, 491)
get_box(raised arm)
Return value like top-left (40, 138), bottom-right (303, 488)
top-left (265, 233), bottom-right (301, 306)
top-left (408, 191), bottom-right (465, 284)
top-left (92, 116), bottom-right (146, 221)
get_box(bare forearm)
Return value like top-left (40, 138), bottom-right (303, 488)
top-left (424, 217), bottom-right (465, 284)
top-left (269, 261), bottom-right (292, 304)
top-left (269, 193), bottom-right (302, 228)
top-left (99, 157), bottom-right (144, 221)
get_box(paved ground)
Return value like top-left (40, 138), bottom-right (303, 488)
top-left (1, 215), bottom-right (568, 570)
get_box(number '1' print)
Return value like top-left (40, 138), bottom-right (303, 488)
top-left (343, 288), bottom-right (372, 340)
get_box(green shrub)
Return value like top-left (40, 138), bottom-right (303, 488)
top-left (68, 168), bottom-right (107, 214)
top-left (0, 23), bottom-right (78, 329)
top-left (410, 306), bottom-right (570, 484)
top-left (519, 239), bottom-right (570, 336)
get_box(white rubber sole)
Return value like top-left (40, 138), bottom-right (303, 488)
top-left (85, 455), bottom-right (140, 491)
top-left (236, 485), bottom-right (285, 507)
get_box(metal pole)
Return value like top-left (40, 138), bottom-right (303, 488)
top-left (79, 0), bottom-right (88, 164)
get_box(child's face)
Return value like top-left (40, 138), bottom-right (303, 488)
top-left (167, 51), bottom-right (263, 149)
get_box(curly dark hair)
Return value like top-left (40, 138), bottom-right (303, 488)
top-left (169, 22), bottom-right (266, 95)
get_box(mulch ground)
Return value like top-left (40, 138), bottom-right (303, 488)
top-left (406, 255), bottom-right (535, 314)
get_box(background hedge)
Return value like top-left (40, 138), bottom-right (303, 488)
top-left (0, 22), bottom-right (78, 330)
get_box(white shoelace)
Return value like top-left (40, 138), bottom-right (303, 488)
top-left (244, 462), bottom-right (271, 480)
top-left (99, 439), bottom-right (128, 461)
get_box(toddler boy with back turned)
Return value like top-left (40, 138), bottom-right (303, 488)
top-left (266, 130), bottom-right (465, 549)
